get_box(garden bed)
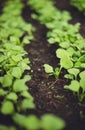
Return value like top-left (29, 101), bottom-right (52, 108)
top-left (0, 0), bottom-right (85, 130)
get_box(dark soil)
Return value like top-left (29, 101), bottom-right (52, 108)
top-left (0, 0), bottom-right (85, 130)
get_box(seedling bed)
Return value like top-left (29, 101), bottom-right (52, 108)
top-left (0, 0), bottom-right (85, 130)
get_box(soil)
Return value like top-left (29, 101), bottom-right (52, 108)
top-left (0, 0), bottom-right (85, 130)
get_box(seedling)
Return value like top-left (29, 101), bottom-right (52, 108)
top-left (44, 64), bottom-right (61, 79)
top-left (64, 71), bottom-right (85, 102)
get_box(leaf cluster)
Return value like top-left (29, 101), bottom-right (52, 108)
top-left (0, 0), bottom-right (35, 116)
top-left (0, 0), bottom-right (34, 45)
top-left (13, 113), bottom-right (65, 130)
top-left (0, 1), bottom-right (66, 130)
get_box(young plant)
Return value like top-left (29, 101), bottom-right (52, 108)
top-left (44, 64), bottom-right (61, 79)
top-left (64, 71), bottom-right (85, 102)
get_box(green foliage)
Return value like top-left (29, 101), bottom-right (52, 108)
top-left (65, 68), bottom-right (79, 80)
top-left (71, 0), bottom-right (85, 14)
top-left (0, 74), bottom-right (13, 87)
top-left (0, 42), bottom-right (30, 76)
top-left (0, 125), bottom-right (16, 130)
top-left (0, 0), bottom-right (35, 121)
top-left (13, 80), bottom-right (28, 92)
top-left (0, 0), bottom-right (34, 44)
top-left (64, 80), bottom-right (80, 93)
top-left (44, 64), bottom-right (61, 79)
top-left (28, 0), bottom-right (71, 24)
top-left (28, 0), bottom-right (85, 102)
top-left (19, 98), bottom-right (35, 110)
top-left (44, 64), bottom-right (54, 74)
top-left (6, 92), bottom-right (18, 102)
top-left (1, 101), bottom-right (14, 115)
top-left (47, 23), bottom-right (80, 45)
top-left (12, 67), bottom-right (22, 78)
top-left (64, 71), bottom-right (85, 102)
top-left (80, 71), bottom-right (85, 92)
top-left (41, 114), bottom-right (65, 130)
top-left (20, 91), bottom-right (33, 99)
top-left (56, 49), bottom-right (73, 69)
top-left (13, 113), bottom-right (65, 130)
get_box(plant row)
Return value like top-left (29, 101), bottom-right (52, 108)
top-left (0, 0), bottom-right (65, 130)
top-left (28, 0), bottom-right (85, 102)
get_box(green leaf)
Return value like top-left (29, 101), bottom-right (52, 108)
top-left (68, 68), bottom-right (79, 79)
top-left (78, 54), bottom-right (85, 63)
top-left (10, 36), bottom-right (20, 45)
top-left (80, 79), bottom-right (85, 92)
top-left (11, 55), bottom-right (22, 63)
top-left (20, 91), bottom-right (33, 99)
top-left (79, 71), bottom-right (85, 92)
top-left (13, 79), bottom-right (28, 92)
top-left (54, 67), bottom-right (60, 78)
top-left (22, 36), bottom-right (30, 44)
top-left (64, 74), bottom-right (74, 79)
top-left (67, 47), bottom-right (75, 56)
top-left (1, 101), bottom-right (14, 115)
top-left (6, 92), bottom-right (18, 101)
top-left (56, 49), bottom-right (73, 69)
top-left (20, 99), bottom-right (35, 110)
top-left (0, 77), bottom-right (3, 84)
top-left (64, 80), bottom-right (80, 92)
top-left (79, 71), bottom-right (85, 79)
top-left (0, 125), bottom-right (16, 130)
top-left (12, 113), bottom-right (27, 126)
top-left (44, 64), bottom-right (54, 74)
top-left (19, 61), bottom-right (31, 72)
top-left (25, 115), bottom-right (40, 130)
top-left (2, 74), bottom-right (13, 87)
top-left (0, 89), bottom-right (7, 96)
top-left (74, 61), bottom-right (81, 68)
top-left (41, 114), bottom-right (65, 130)
top-left (60, 42), bottom-right (70, 48)
top-left (13, 114), bottom-right (40, 130)
top-left (56, 49), bottom-right (70, 59)
top-left (12, 67), bottom-right (22, 78)
top-left (60, 58), bottom-right (73, 69)
top-left (23, 75), bottom-right (31, 82)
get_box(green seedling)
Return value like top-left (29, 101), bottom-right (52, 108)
top-left (44, 64), bottom-right (61, 79)
top-left (64, 71), bottom-right (85, 102)
top-left (28, 0), bottom-right (85, 103)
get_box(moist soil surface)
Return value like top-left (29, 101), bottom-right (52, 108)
top-left (0, 0), bottom-right (85, 130)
